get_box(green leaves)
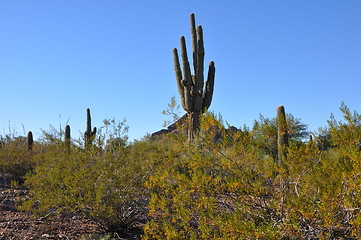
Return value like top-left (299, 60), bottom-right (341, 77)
top-left (145, 107), bottom-right (361, 239)
top-left (19, 120), bottom-right (149, 232)
top-left (3, 103), bottom-right (360, 238)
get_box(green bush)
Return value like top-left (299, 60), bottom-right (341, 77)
top-left (144, 113), bottom-right (286, 239)
top-left (8, 104), bottom-right (360, 239)
top-left (0, 134), bottom-right (42, 179)
top-left (20, 120), bottom-right (152, 232)
top-left (143, 108), bottom-right (361, 239)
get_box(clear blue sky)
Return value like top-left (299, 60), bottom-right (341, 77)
top-left (1, 1), bottom-right (360, 141)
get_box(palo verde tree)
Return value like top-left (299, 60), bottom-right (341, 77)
top-left (173, 13), bottom-right (215, 142)
top-left (252, 110), bottom-right (308, 160)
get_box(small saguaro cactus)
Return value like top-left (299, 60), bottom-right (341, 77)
top-left (65, 124), bottom-right (71, 151)
top-left (277, 105), bottom-right (288, 164)
top-left (173, 13), bottom-right (216, 142)
top-left (84, 108), bottom-right (97, 147)
top-left (27, 131), bottom-right (33, 151)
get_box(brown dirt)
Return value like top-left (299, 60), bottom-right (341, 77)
top-left (0, 175), bottom-right (143, 240)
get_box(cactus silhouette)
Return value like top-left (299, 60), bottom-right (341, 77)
top-left (65, 124), bottom-right (71, 152)
top-left (277, 105), bottom-right (288, 164)
top-left (84, 108), bottom-right (96, 147)
top-left (27, 131), bottom-right (33, 151)
top-left (173, 13), bottom-right (215, 142)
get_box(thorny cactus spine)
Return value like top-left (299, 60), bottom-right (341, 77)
top-left (277, 105), bottom-right (288, 165)
top-left (84, 108), bottom-right (97, 147)
top-left (65, 125), bottom-right (71, 152)
top-left (173, 13), bottom-right (215, 142)
top-left (27, 131), bottom-right (33, 151)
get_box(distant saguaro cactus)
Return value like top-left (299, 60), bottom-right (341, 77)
top-left (173, 13), bottom-right (215, 142)
top-left (277, 105), bottom-right (288, 164)
top-left (84, 108), bottom-right (96, 147)
top-left (27, 131), bottom-right (33, 151)
top-left (65, 124), bottom-right (71, 152)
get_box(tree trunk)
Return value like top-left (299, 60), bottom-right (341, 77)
top-left (188, 111), bottom-right (200, 143)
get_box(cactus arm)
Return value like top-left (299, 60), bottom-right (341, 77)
top-left (86, 108), bottom-right (91, 135)
top-left (203, 61), bottom-right (215, 110)
top-left (173, 48), bottom-right (186, 110)
top-left (180, 36), bottom-right (194, 112)
top-left (196, 25), bottom-right (204, 89)
top-left (193, 25), bottom-right (205, 112)
top-left (190, 13), bottom-right (197, 75)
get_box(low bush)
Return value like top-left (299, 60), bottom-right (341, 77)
top-left (0, 135), bottom-right (42, 179)
top-left (20, 120), bottom-right (152, 232)
top-left (143, 109), bottom-right (361, 239)
top-left (6, 104), bottom-right (360, 239)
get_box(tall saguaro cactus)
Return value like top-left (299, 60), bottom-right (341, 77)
top-left (277, 105), bottom-right (288, 164)
top-left (173, 13), bottom-right (216, 142)
top-left (84, 108), bottom-right (97, 147)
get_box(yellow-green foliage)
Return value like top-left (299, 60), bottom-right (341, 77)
top-left (20, 120), bottom-right (153, 231)
top-left (144, 113), bottom-right (284, 239)
top-left (144, 108), bottom-right (361, 239)
top-left (0, 136), bottom-right (42, 178)
top-left (3, 104), bottom-right (360, 238)
top-left (252, 113), bottom-right (308, 159)
top-left (21, 146), bottom-right (146, 230)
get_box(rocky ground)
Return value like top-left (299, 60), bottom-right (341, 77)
top-left (0, 175), bottom-right (142, 240)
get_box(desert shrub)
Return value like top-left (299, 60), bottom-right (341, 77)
top-left (0, 134), bottom-right (43, 178)
top-left (10, 103), bottom-right (360, 238)
top-left (144, 108), bottom-right (361, 239)
top-left (20, 120), bottom-right (152, 232)
top-left (144, 113), bottom-right (287, 239)
top-left (327, 102), bottom-right (361, 162)
top-left (319, 103), bottom-right (361, 238)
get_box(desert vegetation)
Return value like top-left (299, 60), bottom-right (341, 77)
top-left (1, 13), bottom-right (360, 240)
top-left (1, 102), bottom-right (360, 239)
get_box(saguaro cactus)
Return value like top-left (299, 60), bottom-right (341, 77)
top-left (173, 13), bottom-right (216, 142)
top-left (84, 108), bottom-right (96, 147)
top-left (27, 131), bottom-right (33, 151)
top-left (277, 105), bottom-right (288, 164)
top-left (65, 124), bottom-right (71, 152)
